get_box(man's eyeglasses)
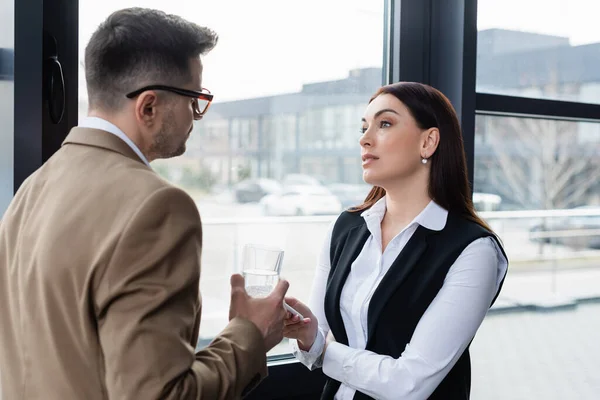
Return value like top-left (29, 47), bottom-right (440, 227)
top-left (126, 85), bottom-right (214, 119)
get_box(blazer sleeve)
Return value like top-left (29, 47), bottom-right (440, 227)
top-left (94, 186), bottom-right (267, 400)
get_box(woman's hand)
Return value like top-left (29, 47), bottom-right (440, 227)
top-left (282, 297), bottom-right (319, 351)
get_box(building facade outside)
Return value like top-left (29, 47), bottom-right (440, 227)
top-left (155, 29), bottom-right (600, 211)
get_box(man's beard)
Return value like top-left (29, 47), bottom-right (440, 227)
top-left (149, 112), bottom-right (186, 159)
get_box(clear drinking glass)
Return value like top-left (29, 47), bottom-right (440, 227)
top-left (241, 244), bottom-right (284, 298)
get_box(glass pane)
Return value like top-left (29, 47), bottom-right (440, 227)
top-left (473, 115), bottom-right (600, 398)
top-left (0, 0), bottom-right (14, 217)
top-left (79, 1), bottom-right (384, 357)
top-left (477, 0), bottom-right (600, 103)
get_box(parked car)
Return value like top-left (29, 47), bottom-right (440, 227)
top-left (260, 185), bottom-right (342, 216)
top-left (529, 206), bottom-right (600, 249)
top-left (473, 192), bottom-right (502, 212)
top-left (281, 173), bottom-right (326, 187)
top-left (327, 183), bottom-right (372, 209)
top-left (233, 178), bottom-right (282, 203)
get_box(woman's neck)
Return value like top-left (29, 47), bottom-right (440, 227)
top-left (382, 176), bottom-right (432, 228)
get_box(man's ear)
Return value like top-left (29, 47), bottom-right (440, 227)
top-left (134, 91), bottom-right (159, 126)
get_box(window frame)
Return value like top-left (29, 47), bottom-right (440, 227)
top-left (476, 92), bottom-right (600, 122)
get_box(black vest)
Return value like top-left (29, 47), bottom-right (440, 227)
top-left (320, 210), bottom-right (507, 400)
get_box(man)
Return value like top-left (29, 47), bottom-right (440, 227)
top-left (0, 8), bottom-right (288, 399)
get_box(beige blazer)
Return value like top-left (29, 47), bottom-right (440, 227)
top-left (0, 127), bottom-right (267, 399)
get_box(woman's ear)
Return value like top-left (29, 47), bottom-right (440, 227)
top-left (421, 127), bottom-right (440, 158)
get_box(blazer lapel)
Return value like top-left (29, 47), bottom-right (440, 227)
top-left (367, 226), bottom-right (434, 339)
top-left (324, 224), bottom-right (370, 346)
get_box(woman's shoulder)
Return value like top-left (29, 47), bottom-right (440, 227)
top-left (331, 209), bottom-right (366, 236)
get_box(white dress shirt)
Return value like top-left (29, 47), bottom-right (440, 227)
top-left (78, 117), bottom-right (151, 167)
top-left (291, 197), bottom-right (507, 400)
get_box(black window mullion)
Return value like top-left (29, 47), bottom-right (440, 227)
top-left (476, 93), bottom-right (600, 122)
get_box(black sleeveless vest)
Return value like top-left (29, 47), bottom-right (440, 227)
top-left (320, 210), bottom-right (507, 400)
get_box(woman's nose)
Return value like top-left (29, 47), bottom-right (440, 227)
top-left (359, 131), bottom-right (372, 147)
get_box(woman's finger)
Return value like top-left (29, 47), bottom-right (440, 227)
top-left (283, 325), bottom-right (303, 337)
top-left (284, 315), bottom-right (302, 326)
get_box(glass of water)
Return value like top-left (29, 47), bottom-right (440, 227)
top-left (241, 244), bottom-right (284, 298)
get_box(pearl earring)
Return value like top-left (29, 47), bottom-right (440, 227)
top-left (421, 158), bottom-right (428, 164)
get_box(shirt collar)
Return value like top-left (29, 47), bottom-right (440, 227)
top-left (78, 117), bottom-right (151, 167)
top-left (361, 196), bottom-right (448, 231)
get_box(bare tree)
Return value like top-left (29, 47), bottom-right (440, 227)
top-left (482, 117), bottom-right (600, 210)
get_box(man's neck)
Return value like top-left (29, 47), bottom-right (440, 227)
top-left (87, 111), bottom-right (151, 161)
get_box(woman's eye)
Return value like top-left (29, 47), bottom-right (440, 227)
top-left (380, 120), bottom-right (391, 128)
top-left (360, 127), bottom-right (367, 134)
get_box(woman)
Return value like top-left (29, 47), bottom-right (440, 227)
top-left (283, 82), bottom-right (508, 400)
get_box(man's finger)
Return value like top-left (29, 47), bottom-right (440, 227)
top-left (272, 278), bottom-right (290, 299)
top-left (230, 273), bottom-right (245, 289)
top-left (284, 296), bottom-right (298, 306)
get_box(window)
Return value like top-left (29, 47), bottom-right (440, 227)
top-left (472, 120), bottom-right (600, 399)
top-left (473, 3), bottom-right (600, 392)
top-left (0, 0), bottom-right (13, 216)
top-left (79, 0), bottom-right (385, 357)
top-left (477, 0), bottom-right (600, 104)
top-left (474, 116), bottom-right (600, 211)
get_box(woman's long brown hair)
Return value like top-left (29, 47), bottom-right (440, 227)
top-left (350, 82), bottom-right (493, 233)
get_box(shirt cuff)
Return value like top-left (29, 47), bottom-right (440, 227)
top-left (322, 341), bottom-right (353, 382)
top-left (291, 328), bottom-right (326, 370)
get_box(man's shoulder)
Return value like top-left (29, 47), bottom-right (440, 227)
top-left (66, 146), bottom-right (197, 219)
top-left (118, 168), bottom-right (199, 219)
top-left (89, 153), bottom-right (181, 201)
